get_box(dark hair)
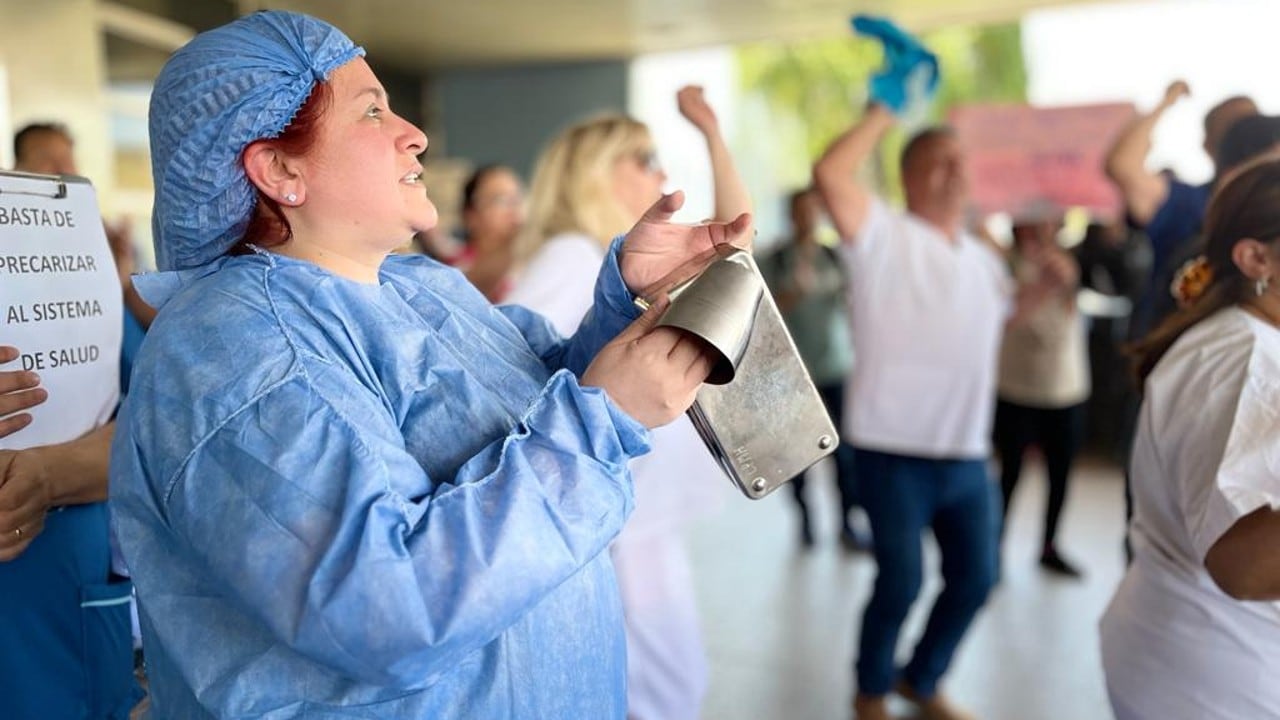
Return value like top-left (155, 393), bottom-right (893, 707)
top-left (461, 164), bottom-right (506, 211)
top-left (900, 126), bottom-right (955, 175)
top-left (1083, 221), bottom-right (1118, 246)
top-left (1216, 114), bottom-right (1280, 175)
top-left (1132, 157), bottom-right (1280, 381)
top-left (1204, 95), bottom-right (1256, 138)
top-left (13, 122), bottom-right (71, 163)
top-left (787, 188), bottom-right (813, 206)
top-left (234, 80), bottom-right (333, 252)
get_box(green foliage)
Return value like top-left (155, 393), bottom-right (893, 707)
top-left (929, 23), bottom-right (1028, 114)
top-left (737, 21), bottom-right (1028, 198)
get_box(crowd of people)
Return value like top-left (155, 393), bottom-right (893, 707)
top-left (1, 9), bottom-right (1277, 720)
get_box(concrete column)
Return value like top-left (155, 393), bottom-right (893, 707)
top-left (0, 0), bottom-right (111, 201)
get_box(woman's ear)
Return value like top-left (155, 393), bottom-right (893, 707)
top-left (1231, 237), bottom-right (1275, 281)
top-left (243, 141), bottom-right (304, 206)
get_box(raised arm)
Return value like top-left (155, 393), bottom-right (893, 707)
top-left (107, 220), bottom-right (159, 330)
top-left (1104, 80), bottom-right (1187, 227)
top-left (812, 103), bottom-right (896, 242)
top-left (677, 86), bottom-right (754, 237)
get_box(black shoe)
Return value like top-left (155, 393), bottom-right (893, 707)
top-left (1039, 547), bottom-right (1083, 578)
top-left (839, 525), bottom-right (872, 553)
top-left (799, 518), bottom-right (815, 549)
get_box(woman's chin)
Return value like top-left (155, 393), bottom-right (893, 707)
top-left (412, 207), bottom-right (440, 235)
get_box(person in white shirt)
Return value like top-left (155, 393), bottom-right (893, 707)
top-left (1101, 154), bottom-right (1280, 720)
top-left (506, 86), bottom-right (750, 720)
top-left (813, 103), bottom-right (1074, 720)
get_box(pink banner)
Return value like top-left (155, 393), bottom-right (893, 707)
top-left (949, 102), bottom-right (1136, 219)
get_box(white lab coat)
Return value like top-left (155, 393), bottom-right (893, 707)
top-left (1101, 307), bottom-right (1280, 720)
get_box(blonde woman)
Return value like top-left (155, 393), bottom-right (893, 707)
top-left (506, 86), bottom-right (751, 720)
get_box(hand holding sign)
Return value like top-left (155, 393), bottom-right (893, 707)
top-left (0, 347), bottom-right (47, 440)
top-left (950, 103), bottom-right (1137, 218)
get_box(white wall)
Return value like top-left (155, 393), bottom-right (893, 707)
top-left (627, 46), bottom-right (856, 252)
top-left (629, 47), bottom-right (744, 229)
top-left (1024, 0), bottom-right (1280, 184)
top-left (0, 0), bottom-right (112, 203)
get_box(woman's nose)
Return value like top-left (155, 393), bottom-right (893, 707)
top-left (400, 116), bottom-right (428, 155)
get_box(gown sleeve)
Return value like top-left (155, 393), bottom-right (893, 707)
top-left (498, 237), bottom-right (641, 377)
top-left (159, 367), bottom-right (649, 689)
top-left (1186, 366), bottom-right (1280, 560)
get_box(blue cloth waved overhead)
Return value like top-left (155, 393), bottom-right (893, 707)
top-left (148, 11), bottom-right (363, 271)
top-left (851, 15), bottom-right (940, 116)
top-left (110, 242), bottom-right (648, 718)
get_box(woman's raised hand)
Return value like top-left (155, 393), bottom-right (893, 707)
top-left (677, 85), bottom-right (719, 136)
top-left (619, 192), bottom-right (752, 294)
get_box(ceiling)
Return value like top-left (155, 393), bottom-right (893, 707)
top-left (109, 0), bottom-right (1124, 75)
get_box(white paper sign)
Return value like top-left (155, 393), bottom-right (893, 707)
top-left (0, 172), bottom-right (122, 450)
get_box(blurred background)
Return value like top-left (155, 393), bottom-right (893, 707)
top-left (3, 2), bottom-right (1271, 717)
top-left (4, 0), bottom-right (1274, 253)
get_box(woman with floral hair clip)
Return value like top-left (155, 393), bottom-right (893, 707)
top-left (1101, 153), bottom-right (1280, 719)
top-left (1169, 254), bottom-right (1214, 309)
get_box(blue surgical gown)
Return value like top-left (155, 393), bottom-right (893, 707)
top-left (109, 242), bottom-right (650, 719)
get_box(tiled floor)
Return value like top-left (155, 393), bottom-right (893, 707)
top-left (688, 454), bottom-right (1127, 720)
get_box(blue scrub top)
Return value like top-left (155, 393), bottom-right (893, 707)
top-left (0, 503), bottom-right (138, 719)
top-left (0, 298), bottom-right (146, 720)
top-left (1131, 178), bottom-right (1212, 338)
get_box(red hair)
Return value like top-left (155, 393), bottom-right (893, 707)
top-left (233, 80), bottom-right (333, 253)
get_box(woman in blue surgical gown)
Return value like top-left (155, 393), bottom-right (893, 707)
top-left (108, 11), bottom-right (748, 719)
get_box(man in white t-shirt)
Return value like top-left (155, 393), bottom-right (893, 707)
top-left (814, 100), bottom-right (1074, 720)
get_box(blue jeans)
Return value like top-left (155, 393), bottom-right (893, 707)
top-left (853, 448), bottom-right (999, 698)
